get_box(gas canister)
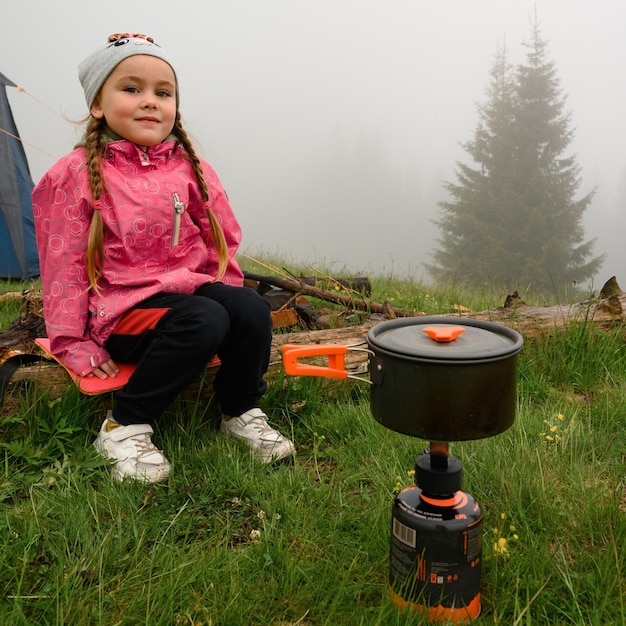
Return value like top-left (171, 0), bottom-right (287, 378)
top-left (389, 452), bottom-right (482, 624)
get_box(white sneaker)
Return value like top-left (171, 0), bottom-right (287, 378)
top-left (220, 408), bottom-right (295, 464)
top-left (93, 411), bottom-right (171, 483)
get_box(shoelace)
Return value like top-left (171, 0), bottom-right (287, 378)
top-left (245, 416), bottom-right (283, 441)
top-left (130, 434), bottom-right (162, 460)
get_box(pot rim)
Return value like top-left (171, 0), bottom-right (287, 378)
top-left (367, 316), bottom-right (523, 364)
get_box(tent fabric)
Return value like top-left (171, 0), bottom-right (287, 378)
top-left (0, 71), bottom-right (39, 279)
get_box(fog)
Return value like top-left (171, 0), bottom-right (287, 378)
top-left (3, 1), bottom-right (625, 285)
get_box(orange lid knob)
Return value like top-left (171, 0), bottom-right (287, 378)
top-left (422, 325), bottom-right (466, 342)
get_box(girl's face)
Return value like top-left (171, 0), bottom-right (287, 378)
top-left (90, 55), bottom-right (177, 146)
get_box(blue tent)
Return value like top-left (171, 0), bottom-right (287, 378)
top-left (0, 72), bottom-right (39, 279)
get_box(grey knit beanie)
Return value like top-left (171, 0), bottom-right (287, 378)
top-left (78, 33), bottom-right (176, 108)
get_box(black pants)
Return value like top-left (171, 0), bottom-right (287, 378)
top-left (104, 283), bottom-right (272, 425)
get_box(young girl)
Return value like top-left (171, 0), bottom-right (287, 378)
top-left (32, 33), bottom-right (295, 483)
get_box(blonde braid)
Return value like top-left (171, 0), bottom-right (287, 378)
top-left (84, 117), bottom-right (107, 292)
top-left (173, 113), bottom-right (229, 280)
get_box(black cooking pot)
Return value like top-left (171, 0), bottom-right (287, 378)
top-left (282, 316), bottom-right (523, 442)
top-left (366, 317), bottom-right (523, 441)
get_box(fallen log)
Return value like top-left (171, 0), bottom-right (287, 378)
top-left (450, 277), bottom-right (625, 337)
top-left (2, 277), bottom-right (625, 404)
top-left (0, 324), bottom-right (376, 410)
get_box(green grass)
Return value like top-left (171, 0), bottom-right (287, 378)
top-left (1, 268), bottom-right (625, 625)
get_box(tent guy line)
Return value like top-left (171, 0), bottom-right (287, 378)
top-left (12, 85), bottom-right (68, 122)
top-left (0, 126), bottom-right (59, 161)
top-left (1, 83), bottom-right (70, 162)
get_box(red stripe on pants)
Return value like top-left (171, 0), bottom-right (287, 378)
top-left (112, 308), bottom-right (170, 335)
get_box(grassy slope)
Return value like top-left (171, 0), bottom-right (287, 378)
top-left (0, 268), bottom-right (624, 625)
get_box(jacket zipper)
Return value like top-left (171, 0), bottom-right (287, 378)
top-left (172, 192), bottom-right (185, 246)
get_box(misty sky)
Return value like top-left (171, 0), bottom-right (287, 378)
top-left (3, 0), bottom-right (625, 286)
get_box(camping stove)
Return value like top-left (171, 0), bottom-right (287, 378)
top-left (282, 317), bottom-right (524, 625)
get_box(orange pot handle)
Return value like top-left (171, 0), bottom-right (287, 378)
top-left (282, 344), bottom-right (349, 379)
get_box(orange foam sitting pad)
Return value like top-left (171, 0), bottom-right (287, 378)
top-left (35, 338), bottom-right (136, 395)
top-left (35, 338), bottom-right (221, 396)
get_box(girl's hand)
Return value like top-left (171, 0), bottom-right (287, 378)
top-left (88, 359), bottom-right (120, 380)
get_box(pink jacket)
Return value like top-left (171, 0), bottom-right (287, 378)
top-left (32, 139), bottom-right (244, 376)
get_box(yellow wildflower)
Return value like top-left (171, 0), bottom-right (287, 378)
top-left (493, 537), bottom-right (508, 555)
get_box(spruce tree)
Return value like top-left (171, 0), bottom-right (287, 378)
top-left (430, 19), bottom-right (603, 296)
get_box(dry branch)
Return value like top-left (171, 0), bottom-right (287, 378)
top-left (243, 271), bottom-right (422, 318)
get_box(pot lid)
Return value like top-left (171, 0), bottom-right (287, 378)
top-left (367, 316), bottom-right (523, 363)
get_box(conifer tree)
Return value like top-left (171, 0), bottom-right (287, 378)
top-left (430, 19), bottom-right (603, 295)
